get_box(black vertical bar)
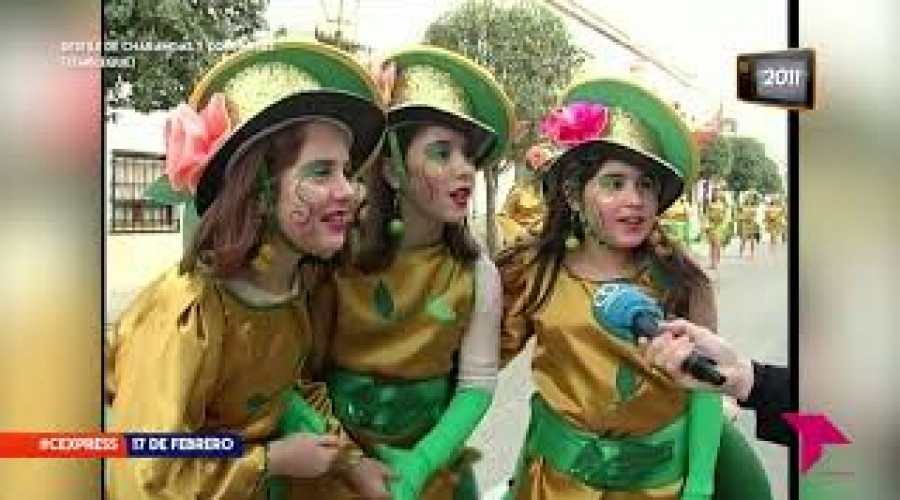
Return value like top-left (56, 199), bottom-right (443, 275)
top-left (787, 0), bottom-right (800, 498)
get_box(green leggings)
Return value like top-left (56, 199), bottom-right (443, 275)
top-left (713, 421), bottom-right (772, 499)
top-left (454, 463), bottom-right (479, 500)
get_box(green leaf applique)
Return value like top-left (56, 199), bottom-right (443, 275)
top-left (246, 393), bottom-right (268, 416)
top-left (374, 280), bottom-right (395, 321)
top-left (616, 365), bottom-right (640, 402)
top-left (426, 296), bottom-right (457, 324)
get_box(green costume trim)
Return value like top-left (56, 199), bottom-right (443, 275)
top-left (267, 390), bottom-right (328, 500)
top-left (278, 389), bottom-right (327, 435)
top-left (682, 390), bottom-right (723, 499)
top-left (507, 392), bottom-right (730, 499)
top-left (522, 394), bottom-right (688, 491)
top-left (661, 220), bottom-right (691, 245)
top-left (376, 387), bottom-right (492, 500)
top-left (328, 369), bottom-right (451, 441)
top-left (712, 421), bottom-right (773, 499)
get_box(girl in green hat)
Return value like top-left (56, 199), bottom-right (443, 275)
top-left (498, 78), bottom-right (772, 499)
top-left (105, 40), bottom-right (393, 499)
top-left (304, 45), bottom-right (514, 500)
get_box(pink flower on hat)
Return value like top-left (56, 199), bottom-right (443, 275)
top-left (164, 93), bottom-right (232, 193)
top-left (540, 101), bottom-right (609, 147)
top-left (525, 144), bottom-right (553, 172)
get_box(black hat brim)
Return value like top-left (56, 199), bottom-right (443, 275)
top-left (547, 139), bottom-right (684, 213)
top-left (196, 89), bottom-right (385, 215)
top-left (387, 105), bottom-right (497, 168)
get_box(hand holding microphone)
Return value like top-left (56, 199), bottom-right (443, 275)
top-left (592, 283), bottom-right (727, 386)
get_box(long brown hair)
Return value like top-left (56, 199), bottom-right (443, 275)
top-left (180, 123), bottom-right (310, 278)
top-left (498, 146), bottom-right (711, 320)
top-left (355, 124), bottom-right (480, 273)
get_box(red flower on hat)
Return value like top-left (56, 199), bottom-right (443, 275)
top-left (540, 101), bottom-right (609, 147)
top-left (164, 93), bottom-right (232, 193)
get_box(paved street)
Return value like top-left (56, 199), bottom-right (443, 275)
top-left (472, 241), bottom-right (790, 499)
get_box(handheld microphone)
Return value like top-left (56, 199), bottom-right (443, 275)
top-left (593, 283), bottom-right (726, 386)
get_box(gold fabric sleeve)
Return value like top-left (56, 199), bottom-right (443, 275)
top-left (107, 267), bottom-right (319, 499)
top-left (499, 248), bottom-right (539, 366)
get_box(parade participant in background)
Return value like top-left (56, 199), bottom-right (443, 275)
top-left (763, 194), bottom-right (786, 249)
top-left (738, 190), bottom-right (761, 259)
top-left (105, 40), bottom-right (391, 499)
top-left (703, 187), bottom-right (730, 271)
top-left (659, 195), bottom-right (691, 247)
top-left (495, 142), bottom-right (552, 249)
top-left (299, 45), bottom-right (513, 500)
top-left (498, 78), bottom-right (772, 499)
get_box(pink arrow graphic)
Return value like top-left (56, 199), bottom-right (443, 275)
top-left (782, 413), bottom-right (851, 474)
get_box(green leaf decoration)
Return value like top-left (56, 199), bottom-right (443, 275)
top-left (145, 175), bottom-right (192, 205)
top-left (374, 280), bottom-right (395, 321)
top-left (616, 365), bottom-right (638, 402)
top-left (245, 393), bottom-right (268, 416)
top-left (426, 296), bottom-right (457, 324)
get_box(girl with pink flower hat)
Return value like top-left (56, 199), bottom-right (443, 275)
top-left (105, 40), bottom-right (394, 499)
top-left (497, 79), bottom-right (772, 499)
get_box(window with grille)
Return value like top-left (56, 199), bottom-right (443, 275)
top-left (110, 151), bottom-right (179, 233)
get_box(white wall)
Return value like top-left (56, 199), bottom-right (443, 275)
top-left (105, 109), bottom-right (183, 324)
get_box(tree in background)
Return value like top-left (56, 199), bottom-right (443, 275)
top-left (425, 0), bottom-right (586, 165)
top-left (724, 136), bottom-right (770, 199)
top-left (700, 135), bottom-right (782, 197)
top-left (757, 156), bottom-right (784, 194)
top-left (424, 0), bottom-right (586, 251)
top-left (104, 0), bottom-right (269, 113)
top-left (699, 134), bottom-right (733, 187)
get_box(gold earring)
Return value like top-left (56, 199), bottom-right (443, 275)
top-left (565, 211), bottom-right (580, 250)
top-left (388, 194), bottom-right (404, 238)
top-left (251, 243), bottom-right (275, 272)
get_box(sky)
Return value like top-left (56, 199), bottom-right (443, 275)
top-left (265, 0), bottom-right (788, 174)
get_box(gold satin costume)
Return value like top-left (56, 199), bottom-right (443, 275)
top-left (703, 199), bottom-right (729, 245)
top-left (305, 245), bottom-right (476, 499)
top-left (738, 204), bottom-right (760, 241)
top-left (106, 266), bottom-right (339, 499)
top-left (659, 198), bottom-right (690, 242)
top-left (497, 180), bottom-right (546, 249)
top-left (661, 199), bottom-right (689, 224)
top-left (763, 203), bottom-right (785, 238)
top-left (500, 251), bottom-right (717, 499)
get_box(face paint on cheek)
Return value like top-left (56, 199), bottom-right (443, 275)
top-left (410, 169), bottom-right (438, 203)
top-left (581, 191), bottom-right (615, 244)
top-left (286, 178), bottom-right (315, 228)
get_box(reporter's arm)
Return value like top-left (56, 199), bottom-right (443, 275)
top-left (740, 363), bottom-right (794, 446)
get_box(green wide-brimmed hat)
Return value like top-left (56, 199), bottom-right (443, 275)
top-left (544, 78), bottom-right (698, 212)
top-left (188, 39), bottom-right (386, 214)
top-left (376, 45), bottom-right (514, 168)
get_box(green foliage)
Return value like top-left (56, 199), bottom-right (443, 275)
top-left (757, 156), bottom-right (784, 194)
top-left (703, 135), bottom-right (783, 195)
top-left (103, 0), bottom-right (269, 112)
top-left (699, 134), bottom-right (733, 182)
top-left (724, 136), bottom-right (768, 194)
top-left (424, 0), bottom-right (587, 168)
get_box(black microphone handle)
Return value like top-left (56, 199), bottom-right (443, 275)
top-left (682, 354), bottom-right (726, 386)
top-left (633, 312), bottom-right (726, 386)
